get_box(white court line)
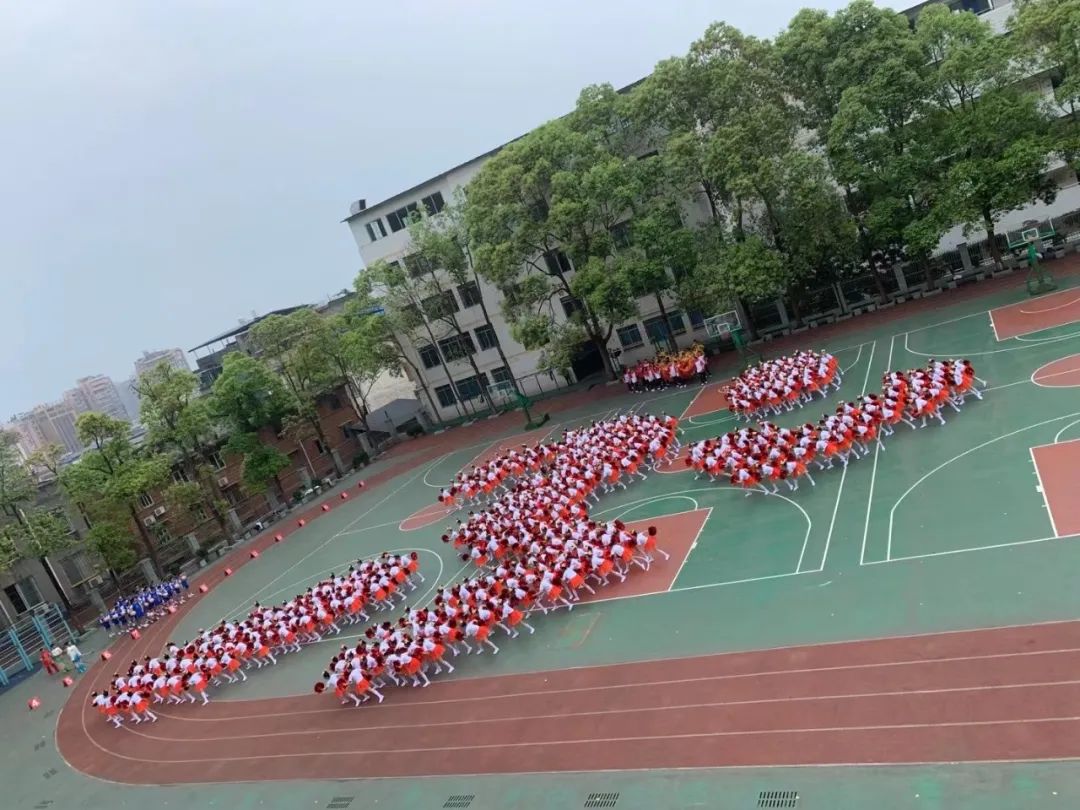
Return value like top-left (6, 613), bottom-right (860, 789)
top-left (1029, 447), bottom-right (1060, 538)
top-left (903, 329), bottom-right (1080, 359)
top-left (1053, 420), bottom-right (1080, 444)
top-left (133, 675), bottom-right (1080, 741)
top-left (881, 411), bottom-right (1080, 565)
top-left (840, 342), bottom-right (864, 374)
top-left (989, 308), bottom-right (1001, 342)
top-left (1030, 354), bottom-right (1080, 389)
top-left (668, 507), bottom-right (712, 591)
top-left (872, 335), bottom-right (896, 562)
top-left (1018, 292), bottom-right (1080, 316)
top-left (863, 531), bottom-right (1080, 565)
top-left (218, 459), bottom-right (437, 616)
top-left (821, 340), bottom-right (876, 572)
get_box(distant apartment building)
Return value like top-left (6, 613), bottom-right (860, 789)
top-left (134, 348), bottom-right (190, 379)
top-left (116, 377), bottom-right (141, 423)
top-left (9, 403), bottom-right (83, 457)
top-left (74, 375), bottom-right (129, 422)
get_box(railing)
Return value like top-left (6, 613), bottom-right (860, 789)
top-left (0, 604), bottom-right (76, 687)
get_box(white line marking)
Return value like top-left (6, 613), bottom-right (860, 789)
top-left (875, 335), bottom-right (896, 562)
top-left (1018, 293), bottom-right (1080, 316)
top-left (1030, 354), bottom-right (1080, 389)
top-left (883, 411), bottom-right (1080, 564)
top-left (1053, 420), bottom-right (1080, 444)
top-left (668, 508), bottom-right (712, 591)
top-left (904, 328), bottom-right (1080, 359)
top-left (1030, 446), bottom-right (1062, 538)
top-left (862, 532), bottom-right (1080, 565)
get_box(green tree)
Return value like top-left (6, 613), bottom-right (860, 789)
top-left (62, 413), bottom-right (170, 576)
top-left (1011, 0), bottom-right (1080, 171)
top-left (409, 198), bottom-right (523, 398)
top-left (465, 116), bottom-right (643, 381)
top-left (209, 352), bottom-right (291, 434)
top-left (135, 364), bottom-right (232, 541)
top-left (917, 5), bottom-right (1057, 269)
top-left (222, 432), bottom-right (291, 500)
top-left (352, 270), bottom-right (446, 423)
top-left (248, 309), bottom-right (347, 475)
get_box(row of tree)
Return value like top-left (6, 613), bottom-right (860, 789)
top-left (366, 0), bottom-right (1077, 382)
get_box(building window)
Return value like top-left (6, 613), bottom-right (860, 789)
top-left (610, 221), bottom-right (633, 250)
top-left (419, 344), bottom-right (442, 369)
top-left (324, 393), bottom-right (343, 411)
top-left (138, 491), bottom-right (154, 509)
top-left (404, 254), bottom-right (432, 279)
top-left (490, 366), bottom-right (514, 385)
top-left (387, 203), bottom-right (419, 233)
top-left (59, 553), bottom-right (93, 586)
top-left (421, 191), bottom-right (445, 216)
top-left (561, 296), bottom-right (584, 319)
top-left (364, 219), bottom-right (387, 243)
top-left (458, 281), bottom-right (482, 308)
top-left (948, 0), bottom-right (992, 14)
top-left (435, 384), bottom-right (457, 408)
top-left (643, 311), bottom-right (686, 344)
top-left (688, 311), bottom-right (706, 330)
top-left (208, 451), bottom-right (226, 470)
top-left (422, 290), bottom-right (459, 319)
top-left (192, 503), bottom-right (208, 522)
top-left (4, 577), bottom-right (44, 613)
top-left (314, 438), bottom-right (326, 455)
top-left (455, 373), bottom-right (489, 402)
top-left (171, 468), bottom-right (190, 485)
top-left (543, 249), bottom-right (573, 276)
top-left (438, 333), bottom-right (476, 362)
top-left (475, 324), bottom-right (499, 351)
top-left (223, 487), bottom-right (242, 506)
top-left (617, 324), bottom-right (645, 349)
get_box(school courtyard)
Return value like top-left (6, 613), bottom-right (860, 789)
top-left (8, 271), bottom-right (1080, 809)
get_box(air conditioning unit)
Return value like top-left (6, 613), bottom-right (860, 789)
top-left (86, 575), bottom-right (104, 589)
top-left (153, 506), bottom-right (167, 517)
top-left (143, 515), bottom-right (157, 527)
top-left (218, 476), bottom-right (229, 487)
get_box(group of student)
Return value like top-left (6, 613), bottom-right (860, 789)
top-left (725, 351), bottom-right (843, 420)
top-left (688, 358), bottom-right (983, 493)
top-left (97, 576), bottom-right (191, 636)
top-left (90, 555), bottom-right (424, 726)
top-left (318, 413), bottom-right (678, 706)
top-left (622, 345), bottom-right (710, 392)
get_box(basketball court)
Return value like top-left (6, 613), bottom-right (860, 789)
top-left (9, 273), bottom-right (1080, 808)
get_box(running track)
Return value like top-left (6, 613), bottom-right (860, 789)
top-left (58, 619), bottom-right (1080, 783)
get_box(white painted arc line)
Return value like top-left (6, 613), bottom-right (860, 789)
top-left (132, 677), bottom-right (1080, 742)
top-left (1030, 355), bottom-right (1080, 389)
top-left (885, 411), bottom-right (1080, 563)
top-left (1029, 447), bottom-right (1060, 539)
top-left (840, 342), bottom-right (865, 375)
top-left (218, 459), bottom-right (437, 617)
top-left (1018, 293), bottom-right (1080, 316)
top-left (874, 335), bottom-right (896, 563)
top-left (1053, 421), bottom-right (1080, 444)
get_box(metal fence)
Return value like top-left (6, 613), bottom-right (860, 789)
top-left (0, 604), bottom-right (76, 686)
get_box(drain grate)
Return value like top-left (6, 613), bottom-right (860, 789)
top-left (327, 798), bottom-right (354, 809)
top-left (758, 790), bottom-right (799, 808)
top-left (584, 793), bottom-right (619, 808)
top-left (443, 796), bottom-right (475, 809)
top-left (33, 801), bottom-right (53, 809)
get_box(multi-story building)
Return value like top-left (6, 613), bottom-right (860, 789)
top-left (134, 348), bottom-right (190, 379)
top-left (343, 0), bottom-right (1080, 422)
top-left (342, 148), bottom-right (713, 424)
top-left (74, 375), bottom-right (129, 422)
top-left (117, 377), bottom-right (141, 423)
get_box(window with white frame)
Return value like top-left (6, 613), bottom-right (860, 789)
top-left (418, 344), bottom-right (442, 370)
top-left (435, 384), bottom-right (456, 408)
top-left (138, 491), bottom-right (154, 508)
top-left (617, 324), bottom-right (644, 349)
top-left (475, 324), bottom-right (499, 351)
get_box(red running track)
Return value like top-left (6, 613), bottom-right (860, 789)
top-left (57, 619), bottom-right (1080, 784)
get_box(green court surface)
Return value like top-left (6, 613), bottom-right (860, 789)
top-left (10, 275), bottom-right (1080, 809)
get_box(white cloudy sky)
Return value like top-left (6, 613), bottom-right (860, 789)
top-left (0, 0), bottom-right (895, 416)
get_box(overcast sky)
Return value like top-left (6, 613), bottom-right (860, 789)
top-left (0, 0), bottom-right (894, 418)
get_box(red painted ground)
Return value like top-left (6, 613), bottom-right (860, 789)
top-left (990, 288), bottom-right (1080, 341)
top-left (1031, 354), bottom-right (1080, 388)
top-left (657, 445), bottom-right (692, 474)
top-left (400, 501), bottom-right (458, 532)
top-left (1031, 440), bottom-right (1080, 537)
top-left (681, 382), bottom-right (731, 419)
top-left (57, 620), bottom-right (1080, 783)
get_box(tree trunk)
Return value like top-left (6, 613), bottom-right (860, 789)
top-left (189, 459), bottom-right (232, 543)
top-left (983, 209), bottom-right (1003, 271)
top-left (472, 268), bottom-right (522, 397)
top-left (653, 293), bottom-right (677, 353)
top-left (129, 502), bottom-right (164, 577)
top-left (396, 344), bottom-right (445, 428)
top-left (309, 418), bottom-right (345, 476)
